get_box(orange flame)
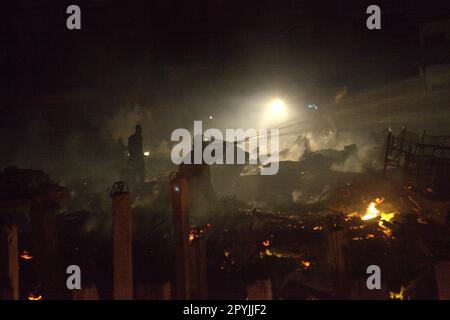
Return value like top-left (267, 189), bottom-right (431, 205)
top-left (28, 293), bottom-right (43, 301)
top-left (301, 260), bottom-right (311, 269)
top-left (361, 200), bottom-right (382, 221)
top-left (389, 286), bottom-right (405, 300)
top-left (20, 250), bottom-right (34, 260)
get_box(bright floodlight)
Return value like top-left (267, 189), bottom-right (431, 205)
top-left (270, 99), bottom-right (285, 114)
top-left (261, 97), bottom-right (288, 126)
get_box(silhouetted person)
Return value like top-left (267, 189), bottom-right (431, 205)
top-left (127, 124), bottom-right (145, 183)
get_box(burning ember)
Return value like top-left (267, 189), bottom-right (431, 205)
top-left (188, 225), bottom-right (209, 242)
top-left (389, 286), bottom-right (405, 300)
top-left (20, 250), bottom-right (34, 260)
top-left (301, 260), bottom-right (311, 269)
top-left (27, 293), bottom-right (43, 301)
top-left (361, 199), bottom-right (397, 237)
top-left (347, 198), bottom-right (398, 240)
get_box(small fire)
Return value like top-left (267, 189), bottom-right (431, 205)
top-left (378, 221), bottom-right (393, 237)
top-left (188, 233), bottom-right (195, 242)
top-left (380, 211), bottom-right (395, 222)
top-left (262, 240), bottom-right (270, 247)
top-left (350, 225), bottom-right (365, 230)
top-left (301, 260), bottom-right (311, 269)
top-left (27, 293), bottom-right (43, 301)
top-left (313, 225), bottom-right (323, 231)
top-left (361, 198), bottom-right (396, 222)
top-left (361, 199), bottom-right (382, 221)
top-left (389, 286), bottom-right (405, 300)
top-left (20, 250), bottom-right (34, 260)
top-left (356, 198), bottom-right (397, 238)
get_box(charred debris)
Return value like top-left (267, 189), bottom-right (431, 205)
top-left (0, 128), bottom-right (449, 300)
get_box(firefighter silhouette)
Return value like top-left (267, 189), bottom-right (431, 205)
top-left (127, 124), bottom-right (145, 184)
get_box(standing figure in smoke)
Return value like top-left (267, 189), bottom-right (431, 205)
top-left (127, 124), bottom-right (145, 184)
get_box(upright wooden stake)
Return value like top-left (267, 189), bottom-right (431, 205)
top-left (72, 285), bottom-right (99, 300)
top-left (246, 279), bottom-right (272, 300)
top-left (0, 225), bottom-right (19, 300)
top-left (189, 234), bottom-right (207, 299)
top-left (111, 182), bottom-right (133, 300)
top-left (170, 174), bottom-right (190, 299)
top-left (30, 201), bottom-right (62, 299)
top-left (135, 282), bottom-right (172, 300)
top-left (434, 262), bottom-right (450, 300)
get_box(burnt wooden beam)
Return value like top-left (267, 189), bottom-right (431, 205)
top-left (0, 225), bottom-right (19, 300)
top-left (135, 282), bottom-right (171, 300)
top-left (246, 279), bottom-right (272, 300)
top-left (72, 285), bottom-right (99, 300)
top-left (170, 173), bottom-right (191, 299)
top-left (111, 181), bottom-right (133, 300)
top-left (188, 233), bottom-right (207, 299)
top-left (30, 201), bottom-right (64, 299)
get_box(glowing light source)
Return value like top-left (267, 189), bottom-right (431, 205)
top-left (28, 293), bottom-right (43, 301)
top-left (301, 260), bottom-right (311, 269)
top-left (144, 151), bottom-right (150, 156)
top-left (20, 250), bottom-right (34, 260)
top-left (361, 201), bottom-right (380, 221)
top-left (269, 99), bottom-right (286, 114)
top-left (260, 97), bottom-right (290, 126)
top-left (390, 286), bottom-right (405, 300)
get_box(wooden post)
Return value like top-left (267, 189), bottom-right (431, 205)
top-left (189, 234), bottom-right (207, 299)
top-left (135, 282), bottom-right (172, 300)
top-left (72, 285), bottom-right (99, 300)
top-left (111, 181), bottom-right (133, 300)
top-left (170, 174), bottom-right (190, 299)
top-left (326, 215), bottom-right (347, 295)
top-left (246, 279), bottom-right (272, 300)
top-left (434, 262), bottom-right (450, 300)
top-left (0, 225), bottom-right (19, 300)
top-left (30, 201), bottom-right (62, 299)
